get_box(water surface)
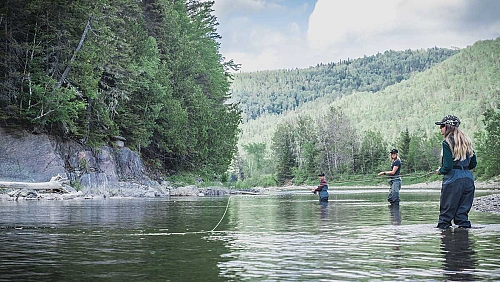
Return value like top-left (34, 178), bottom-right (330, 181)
top-left (1, 189), bottom-right (499, 281)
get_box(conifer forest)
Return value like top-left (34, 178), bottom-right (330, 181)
top-left (0, 0), bottom-right (241, 177)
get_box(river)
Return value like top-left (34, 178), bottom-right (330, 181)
top-left (1, 188), bottom-right (499, 281)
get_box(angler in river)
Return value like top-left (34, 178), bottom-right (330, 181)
top-left (311, 173), bottom-right (329, 202)
top-left (434, 115), bottom-right (477, 229)
top-left (378, 149), bottom-right (402, 205)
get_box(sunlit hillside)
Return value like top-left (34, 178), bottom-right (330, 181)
top-left (237, 38), bottom-right (500, 150)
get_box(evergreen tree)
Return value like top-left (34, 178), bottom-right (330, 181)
top-left (0, 0), bottom-right (241, 178)
top-left (476, 106), bottom-right (500, 177)
top-left (396, 129), bottom-right (411, 172)
top-left (272, 122), bottom-right (296, 185)
top-left (358, 130), bottom-right (387, 174)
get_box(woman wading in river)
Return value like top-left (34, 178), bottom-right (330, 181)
top-left (378, 149), bottom-right (402, 205)
top-left (434, 115), bottom-right (477, 229)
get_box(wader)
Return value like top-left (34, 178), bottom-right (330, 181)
top-left (437, 159), bottom-right (475, 229)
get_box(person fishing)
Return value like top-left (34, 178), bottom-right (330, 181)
top-left (434, 115), bottom-right (477, 229)
top-left (378, 149), bottom-right (402, 204)
top-left (312, 173), bottom-right (329, 202)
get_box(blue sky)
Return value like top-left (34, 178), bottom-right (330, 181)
top-left (208, 0), bottom-right (500, 72)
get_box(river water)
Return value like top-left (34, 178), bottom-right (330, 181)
top-left (1, 188), bottom-right (499, 281)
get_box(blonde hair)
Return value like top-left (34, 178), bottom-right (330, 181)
top-left (443, 125), bottom-right (474, 161)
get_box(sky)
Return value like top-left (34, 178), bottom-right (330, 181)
top-left (207, 0), bottom-right (500, 72)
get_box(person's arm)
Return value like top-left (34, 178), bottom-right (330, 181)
top-left (438, 141), bottom-right (453, 175)
top-left (469, 152), bottom-right (477, 170)
top-left (378, 161), bottom-right (399, 176)
top-left (388, 165), bottom-right (399, 176)
top-left (312, 180), bottom-right (326, 192)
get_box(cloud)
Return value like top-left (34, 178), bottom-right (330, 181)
top-left (223, 22), bottom-right (311, 72)
top-left (211, 0), bottom-right (281, 18)
top-left (306, 0), bottom-right (500, 62)
top-left (307, 0), bottom-right (399, 50)
top-left (209, 0), bottom-right (500, 72)
top-left (209, 0), bottom-right (315, 71)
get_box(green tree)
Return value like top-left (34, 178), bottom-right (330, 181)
top-left (358, 130), bottom-right (387, 174)
top-left (272, 122), bottom-right (296, 185)
top-left (317, 107), bottom-right (358, 175)
top-left (396, 129), bottom-right (411, 173)
top-left (292, 116), bottom-right (318, 183)
top-left (0, 0), bottom-right (241, 178)
top-left (242, 142), bottom-right (267, 178)
top-left (475, 106), bottom-right (500, 177)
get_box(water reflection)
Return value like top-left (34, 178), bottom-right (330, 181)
top-left (389, 203), bottom-right (401, 225)
top-left (441, 228), bottom-right (477, 281)
top-left (319, 201), bottom-right (328, 219)
top-left (2, 193), bottom-right (500, 281)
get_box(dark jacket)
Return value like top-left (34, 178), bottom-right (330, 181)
top-left (313, 179), bottom-right (329, 199)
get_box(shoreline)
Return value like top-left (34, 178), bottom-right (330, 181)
top-left (269, 179), bottom-right (500, 215)
top-left (2, 179), bottom-right (499, 214)
top-left (276, 179), bottom-right (500, 190)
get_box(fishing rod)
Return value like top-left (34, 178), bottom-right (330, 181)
top-left (325, 171), bottom-right (435, 186)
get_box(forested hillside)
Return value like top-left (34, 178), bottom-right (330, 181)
top-left (0, 0), bottom-right (240, 177)
top-left (234, 38), bottom-right (500, 185)
top-left (238, 39), bottom-right (499, 146)
top-left (230, 48), bottom-right (458, 122)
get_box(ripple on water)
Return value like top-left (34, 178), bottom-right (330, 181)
top-left (214, 223), bottom-right (500, 280)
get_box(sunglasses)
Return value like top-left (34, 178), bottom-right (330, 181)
top-left (440, 124), bottom-right (445, 129)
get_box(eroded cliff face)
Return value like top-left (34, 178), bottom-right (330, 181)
top-left (0, 128), bottom-right (66, 182)
top-left (0, 127), bottom-right (167, 197)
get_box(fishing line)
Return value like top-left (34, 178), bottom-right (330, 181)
top-left (138, 172), bottom-right (434, 236)
top-left (131, 196), bottom-right (232, 237)
top-left (210, 195), bottom-right (231, 232)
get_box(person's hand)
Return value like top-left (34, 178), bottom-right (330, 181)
top-left (378, 172), bottom-right (385, 176)
top-left (435, 167), bottom-right (440, 174)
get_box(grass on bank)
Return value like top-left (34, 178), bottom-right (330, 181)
top-left (164, 171), bottom-right (498, 191)
top-left (224, 171), bottom-right (442, 189)
top-left (163, 171), bottom-right (499, 192)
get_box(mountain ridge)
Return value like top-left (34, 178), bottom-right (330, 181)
top-left (236, 38), bottom-right (500, 148)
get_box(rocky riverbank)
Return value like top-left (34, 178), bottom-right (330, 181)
top-left (404, 179), bottom-right (500, 214)
top-left (472, 193), bottom-right (500, 214)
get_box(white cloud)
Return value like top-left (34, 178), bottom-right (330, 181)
top-left (307, 0), bottom-right (399, 50)
top-left (211, 0), bottom-right (264, 17)
top-left (210, 0), bottom-right (283, 18)
top-left (306, 0), bottom-right (500, 62)
top-left (225, 50), bottom-right (281, 72)
top-left (210, 0), bottom-right (500, 72)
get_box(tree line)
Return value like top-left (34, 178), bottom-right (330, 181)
top-left (0, 0), bottom-right (241, 178)
top-left (233, 38), bottom-right (500, 186)
top-left (234, 105), bottom-right (500, 186)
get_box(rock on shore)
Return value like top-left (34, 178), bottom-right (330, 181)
top-left (473, 194), bottom-right (500, 214)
